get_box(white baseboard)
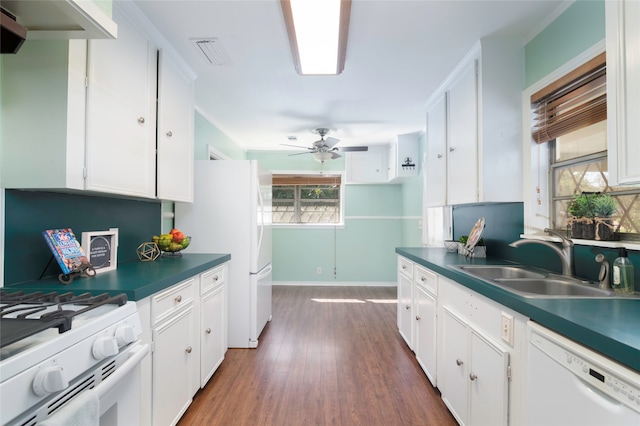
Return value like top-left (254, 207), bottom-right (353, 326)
top-left (273, 281), bottom-right (396, 287)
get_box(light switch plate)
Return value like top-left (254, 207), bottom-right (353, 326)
top-left (501, 312), bottom-right (514, 346)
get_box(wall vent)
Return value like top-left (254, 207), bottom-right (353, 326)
top-left (190, 38), bottom-right (232, 66)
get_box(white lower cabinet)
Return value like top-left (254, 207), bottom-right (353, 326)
top-left (414, 283), bottom-right (437, 385)
top-left (152, 303), bottom-right (195, 426)
top-left (397, 256), bottom-right (529, 425)
top-left (150, 278), bottom-right (196, 426)
top-left (397, 257), bottom-right (414, 349)
top-left (414, 266), bottom-right (438, 386)
top-left (138, 263), bottom-right (229, 426)
top-left (199, 265), bottom-right (228, 387)
top-left (440, 306), bottom-right (509, 426)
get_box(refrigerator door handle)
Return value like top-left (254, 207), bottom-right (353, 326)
top-left (252, 264), bottom-right (272, 280)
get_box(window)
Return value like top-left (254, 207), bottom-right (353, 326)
top-left (272, 174), bottom-right (342, 225)
top-left (531, 52), bottom-right (640, 238)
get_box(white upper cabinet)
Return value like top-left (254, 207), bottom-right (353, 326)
top-left (447, 59), bottom-right (479, 205)
top-left (388, 133), bottom-right (420, 182)
top-left (345, 147), bottom-right (388, 183)
top-left (85, 5), bottom-right (157, 198)
top-left (425, 93), bottom-right (448, 207)
top-left (2, 0), bottom-right (117, 39)
top-left (1, 4), bottom-right (196, 201)
top-left (606, 0), bottom-right (640, 186)
top-left (1, 39), bottom-right (88, 191)
top-left (157, 51), bottom-right (195, 203)
top-left (423, 40), bottom-right (524, 206)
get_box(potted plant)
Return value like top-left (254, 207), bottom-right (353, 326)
top-left (592, 194), bottom-right (618, 240)
top-left (567, 193), bottom-right (597, 239)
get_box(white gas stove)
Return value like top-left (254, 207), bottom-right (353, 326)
top-left (0, 290), bottom-right (147, 426)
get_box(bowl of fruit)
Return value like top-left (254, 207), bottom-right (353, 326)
top-left (152, 228), bottom-right (191, 257)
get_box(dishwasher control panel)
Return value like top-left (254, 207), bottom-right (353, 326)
top-left (529, 323), bottom-right (640, 414)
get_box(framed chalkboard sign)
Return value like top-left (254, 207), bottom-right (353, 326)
top-left (81, 228), bottom-right (118, 273)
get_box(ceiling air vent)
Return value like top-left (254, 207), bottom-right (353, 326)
top-left (191, 38), bottom-right (232, 66)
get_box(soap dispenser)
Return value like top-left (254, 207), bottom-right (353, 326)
top-left (612, 248), bottom-right (635, 294)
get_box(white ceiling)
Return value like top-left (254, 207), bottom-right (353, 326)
top-left (133, 0), bottom-right (569, 153)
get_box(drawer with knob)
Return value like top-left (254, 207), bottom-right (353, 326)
top-left (415, 265), bottom-right (437, 296)
top-left (200, 265), bottom-right (226, 295)
top-left (398, 257), bottom-right (414, 280)
top-left (151, 278), bottom-right (195, 326)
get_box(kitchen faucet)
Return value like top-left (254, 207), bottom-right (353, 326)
top-left (509, 228), bottom-right (575, 277)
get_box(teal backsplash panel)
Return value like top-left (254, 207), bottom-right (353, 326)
top-left (4, 190), bottom-right (161, 284)
top-left (453, 202), bottom-right (526, 262)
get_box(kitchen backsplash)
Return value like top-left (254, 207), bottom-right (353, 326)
top-left (4, 190), bottom-right (161, 285)
top-left (453, 202), bottom-right (639, 291)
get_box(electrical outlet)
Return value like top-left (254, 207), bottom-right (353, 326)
top-left (501, 312), bottom-right (514, 346)
top-left (316, 267), bottom-right (322, 275)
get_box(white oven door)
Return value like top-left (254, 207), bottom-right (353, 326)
top-left (95, 342), bottom-right (149, 425)
top-left (7, 342), bottom-right (149, 426)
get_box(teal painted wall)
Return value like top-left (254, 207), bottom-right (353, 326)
top-left (250, 149), bottom-right (406, 283)
top-left (525, 0), bottom-right (605, 87)
top-left (194, 111), bottom-right (246, 160)
top-left (4, 190), bottom-right (161, 285)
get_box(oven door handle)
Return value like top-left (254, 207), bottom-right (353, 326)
top-left (95, 342), bottom-right (149, 399)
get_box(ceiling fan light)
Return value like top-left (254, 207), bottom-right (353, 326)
top-left (312, 151), bottom-right (333, 163)
top-left (281, 0), bottom-right (351, 75)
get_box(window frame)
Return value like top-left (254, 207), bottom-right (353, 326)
top-left (521, 40), bottom-right (640, 249)
top-left (271, 171), bottom-right (346, 229)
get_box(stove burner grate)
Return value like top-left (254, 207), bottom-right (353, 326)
top-left (0, 291), bottom-right (128, 348)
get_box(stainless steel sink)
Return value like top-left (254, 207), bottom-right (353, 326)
top-left (450, 264), bottom-right (637, 299)
top-left (456, 265), bottom-right (546, 280)
top-left (493, 278), bottom-right (617, 297)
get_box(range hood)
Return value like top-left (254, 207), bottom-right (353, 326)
top-left (1, 8), bottom-right (27, 54)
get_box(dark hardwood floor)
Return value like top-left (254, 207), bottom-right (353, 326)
top-left (178, 286), bottom-right (457, 426)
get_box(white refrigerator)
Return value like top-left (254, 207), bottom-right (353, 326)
top-left (175, 160), bottom-right (272, 348)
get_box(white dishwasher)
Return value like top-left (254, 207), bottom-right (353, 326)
top-left (526, 321), bottom-right (640, 425)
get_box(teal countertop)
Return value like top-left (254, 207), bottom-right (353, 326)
top-left (5, 253), bottom-right (231, 301)
top-left (396, 247), bottom-right (640, 373)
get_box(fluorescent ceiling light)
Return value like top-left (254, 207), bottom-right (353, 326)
top-left (281, 0), bottom-right (351, 75)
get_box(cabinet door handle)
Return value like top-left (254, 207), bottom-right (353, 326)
top-left (205, 328), bottom-right (212, 334)
top-left (166, 131), bottom-right (173, 138)
top-left (402, 265), bottom-right (406, 270)
top-left (185, 346), bottom-right (192, 354)
top-left (415, 315), bottom-right (421, 321)
top-left (175, 295), bottom-right (182, 303)
top-left (405, 305), bottom-right (411, 310)
top-left (138, 117), bottom-right (145, 124)
top-left (469, 373), bottom-right (478, 381)
top-left (449, 147), bottom-right (455, 152)
top-left (437, 154), bottom-right (443, 159)
top-left (456, 359), bottom-right (464, 366)
top-left (213, 275), bottom-right (219, 281)
top-left (421, 276), bottom-right (426, 282)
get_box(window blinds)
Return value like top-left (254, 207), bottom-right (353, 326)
top-left (273, 174), bottom-right (341, 186)
top-left (531, 52), bottom-right (607, 144)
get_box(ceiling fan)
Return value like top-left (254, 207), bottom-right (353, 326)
top-left (282, 128), bottom-right (368, 162)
